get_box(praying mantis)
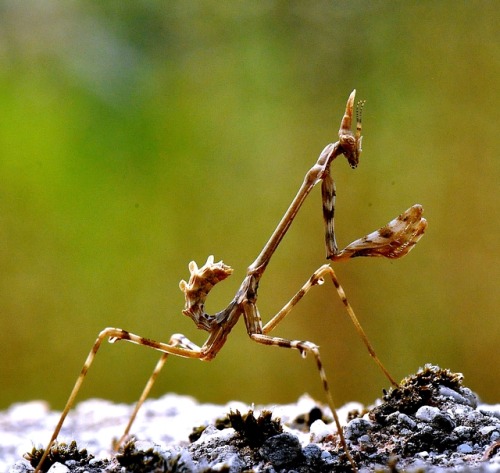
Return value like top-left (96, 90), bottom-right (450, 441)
top-left (34, 90), bottom-right (427, 472)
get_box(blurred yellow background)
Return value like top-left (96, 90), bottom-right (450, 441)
top-left (0, 2), bottom-right (498, 411)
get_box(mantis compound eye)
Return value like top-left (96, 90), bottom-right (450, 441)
top-left (338, 90), bottom-right (365, 168)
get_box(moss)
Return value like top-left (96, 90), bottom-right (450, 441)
top-left (189, 409), bottom-right (282, 449)
top-left (24, 440), bottom-right (94, 472)
top-left (228, 409), bottom-right (283, 448)
top-left (116, 440), bottom-right (165, 473)
top-left (371, 364), bottom-right (464, 420)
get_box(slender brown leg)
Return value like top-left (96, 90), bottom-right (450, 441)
top-left (113, 334), bottom-right (203, 450)
top-left (249, 331), bottom-right (357, 472)
top-left (34, 329), bottom-right (203, 473)
top-left (262, 265), bottom-right (396, 386)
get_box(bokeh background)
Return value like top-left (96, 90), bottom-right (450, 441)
top-left (0, 2), bottom-right (498, 413)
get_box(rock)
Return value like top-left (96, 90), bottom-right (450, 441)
top-left (416, 405), bottom-right (441, 422)
top-left (259, 433), bottom-right (303, 467)
top-left (47, 464), bottom-right (70, 473)
top-left (3, 365), bottom-right (500, 472)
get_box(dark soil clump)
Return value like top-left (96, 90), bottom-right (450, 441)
top-left (8, 365), bottom-right (500, 472)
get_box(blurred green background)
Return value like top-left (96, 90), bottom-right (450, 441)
top-left (0, 2), bottom-right (498, 412)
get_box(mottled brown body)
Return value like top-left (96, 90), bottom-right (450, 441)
top-left (35, 91), bottom-right (427, 473)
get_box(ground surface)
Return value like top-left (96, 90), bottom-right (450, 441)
top-left (3, 365), bottom-right (500, 472)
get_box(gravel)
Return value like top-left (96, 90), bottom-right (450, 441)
top-left (2, 365), bottom-right (500, 472)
